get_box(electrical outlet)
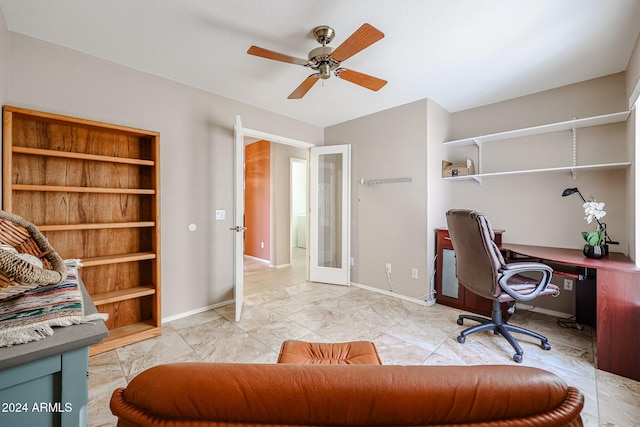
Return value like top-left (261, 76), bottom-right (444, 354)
top-left (260, 242), bottom-right (264, 249)
top-left (563, 279), bottom-right (573, 291)
top-left (411, 268), bottom-right (418, 279)
top-left (385, 263), bottom-right (391, 273)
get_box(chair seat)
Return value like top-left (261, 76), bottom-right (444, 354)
top-left (277, 340), bottom-right (382, 364)
top-left (498, 277), bottom-right (560, 303)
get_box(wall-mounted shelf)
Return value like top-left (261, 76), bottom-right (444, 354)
top-left (443, 162), bottom-right (631, 183)
top-left (443, 111), bottom-right (630, 147)
top-left (442, 111), bottom-right (631, 182)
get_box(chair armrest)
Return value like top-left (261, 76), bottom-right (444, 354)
top-left (499, 262), bottom-right (553, 301)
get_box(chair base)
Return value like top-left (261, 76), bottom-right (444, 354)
top-left (456, 300), bottom-right (551, 363)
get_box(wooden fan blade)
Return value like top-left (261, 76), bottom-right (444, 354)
top-left (336, 69), bottom-right (387, 91)
top-left (288, 74), bottom-right (320, 99)
top-left (331, 23), bottom-right (384, 62)
top-left (247, 46), bottom-right (308, 66)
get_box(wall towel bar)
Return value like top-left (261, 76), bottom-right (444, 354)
top-left (359, 177), bottom-right (412, 186)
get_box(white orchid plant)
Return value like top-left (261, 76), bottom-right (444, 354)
top-left (582, 196), bottom-right (606, 246)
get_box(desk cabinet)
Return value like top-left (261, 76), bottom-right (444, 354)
top-left (503, 243), bottom-right (640, 382)
top-left (435, 229), bottom-right (503, 317)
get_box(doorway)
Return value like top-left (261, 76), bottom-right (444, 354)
top-left (233, 117), bottom-right (351, 320)
top-left (242, 141), bottom-right (309, 293)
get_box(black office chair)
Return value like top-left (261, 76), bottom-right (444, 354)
top-left (445, 209), bottom-right (560, 362)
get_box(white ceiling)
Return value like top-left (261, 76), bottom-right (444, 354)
top-left (1, 0), bottom-right (640, 127)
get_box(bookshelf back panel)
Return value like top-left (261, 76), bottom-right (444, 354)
top-left (100, 297), bottom-right (154, 329)
top-left (80, 261), bottom-right (154, 295)
top-left (11, 115), bottom-right (154, 161)
top-left (44, 228), bottom-right (154, 259)
top-left (12, 154), bottom-right (154, 189)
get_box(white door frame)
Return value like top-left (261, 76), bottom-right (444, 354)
top-left (233, 116), bottom-right (314, 320)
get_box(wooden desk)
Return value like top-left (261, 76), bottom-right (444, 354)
top-left (503, 244), bottom-right (640, 382)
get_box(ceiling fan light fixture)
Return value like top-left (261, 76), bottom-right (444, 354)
top-left (319, 62), bottom-right (332, 79)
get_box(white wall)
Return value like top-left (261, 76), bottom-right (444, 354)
top-left (6, 33), bottom-right (323, 319)
top-left (291, 158), bottom-right (307, 248)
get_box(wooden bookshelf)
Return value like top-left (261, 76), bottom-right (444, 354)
top-left (2, 106), bottom-right (161, 355)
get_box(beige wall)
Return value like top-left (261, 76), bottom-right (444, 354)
top-left (449, 73), bottom-right (630, 254)
top-left (0, 8), bottom-right (7, 105)
top-left (426, 99), bottom-right (453, 302)
top-left (5, 33), bottom-right (323, 319)
top-left (627, 32), bottom-right (640, 108)
top-left (325, 100), bottom-right (433, 299)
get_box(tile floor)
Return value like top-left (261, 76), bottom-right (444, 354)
top-left (88, 249), bottom-right (640, 426)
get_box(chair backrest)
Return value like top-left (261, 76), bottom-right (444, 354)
top-left (445, 209), bottom-right (506, 299)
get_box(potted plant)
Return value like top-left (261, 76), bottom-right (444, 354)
top-left (582, 197), bottom-right (607, 258)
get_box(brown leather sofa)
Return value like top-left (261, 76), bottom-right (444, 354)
top-left (110, 363), bottom-right (584, 426)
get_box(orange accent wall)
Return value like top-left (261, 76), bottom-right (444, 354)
top-left (244, 140), bottom-right (270, 261)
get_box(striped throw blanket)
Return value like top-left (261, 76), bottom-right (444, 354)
top-left (0, 259), bottom-right (108, 347)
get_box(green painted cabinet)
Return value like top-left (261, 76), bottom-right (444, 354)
top-left (0, 281), bottom-right (107, 426)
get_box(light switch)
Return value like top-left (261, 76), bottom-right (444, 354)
top-left (215, 210), bottom-right (225, 220)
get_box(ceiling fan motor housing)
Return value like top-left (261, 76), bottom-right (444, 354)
top-left (308, 46), bottom-right (339, 79)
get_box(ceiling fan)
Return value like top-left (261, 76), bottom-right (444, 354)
top-left (247, 23), bottom-right (387, 99)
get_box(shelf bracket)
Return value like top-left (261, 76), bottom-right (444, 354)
top-left (472, 137), bottom-right (483, 184)
top-left (471, 137), bottom-right (483, 174)
top-left (571, 120), bottom-right (578, 180)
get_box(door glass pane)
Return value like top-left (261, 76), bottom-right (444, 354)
top-left (442, 248), bottom-right (459, 298)
top-left (316, 152), bottom-right (342, 268)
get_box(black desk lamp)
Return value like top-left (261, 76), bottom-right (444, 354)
top-left (561, 187), bottom-right (618, 245)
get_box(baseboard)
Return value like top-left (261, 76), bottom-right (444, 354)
top-left (515, 302), bottom-right (572, 319)
top-left (350, 282), bottom-right (429, 306)
top-left (273, 263), bottom-right (291, 269)
top-left (244, 255), bottom-right (270, 264)
top-left (162, 299), bottom-right (233, 323)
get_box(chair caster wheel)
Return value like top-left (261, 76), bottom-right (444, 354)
top-left (457, 335), bottom-right (465, 344)
top-left (457, 318), bottom-right (463, 325)
top-left (513, 353), bottom-right (523, 363)
top-left (541, 341), bottom-right (551, 351)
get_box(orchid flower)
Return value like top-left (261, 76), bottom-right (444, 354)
top-left (583, 201), bottom-right (606, 224)
top-left (581, 197), bottom-right (607, 246)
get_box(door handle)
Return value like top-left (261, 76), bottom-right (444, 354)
top-left (230, 226), bottom-right (248, 232)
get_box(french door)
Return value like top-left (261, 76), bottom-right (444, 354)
top-left (309, 145), bottom-right (351, 286)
